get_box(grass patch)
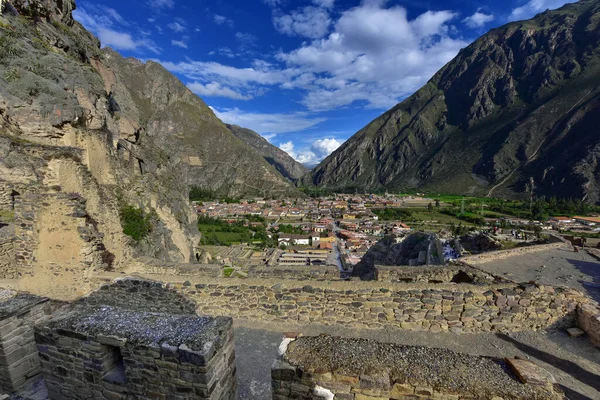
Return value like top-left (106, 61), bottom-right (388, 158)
top-left (119, 205), bottom-right (152, 241)
top-left (223, 266), bottom-right (234, 277)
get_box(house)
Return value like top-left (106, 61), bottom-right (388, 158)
top-left (574, 216), bottom-right (600, 226)
top-left (278, 234), bottom-right (311, 246)
top-left (550, 216), bottom-right (573, 225)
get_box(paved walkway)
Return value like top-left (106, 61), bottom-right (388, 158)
top-left (471, 248), bottom-right (600, 302)
top-left (233, 320), bottom-right (600, 400)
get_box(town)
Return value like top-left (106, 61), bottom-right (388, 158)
top-left (192, 193), bottom-right (600, 276)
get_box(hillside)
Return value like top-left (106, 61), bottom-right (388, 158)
top-left (225, 124), bottom-right (308, 182)
top-left (0, 0), bottom-right (299, 297)
top-left (307, 0), bottom-right (600, 202)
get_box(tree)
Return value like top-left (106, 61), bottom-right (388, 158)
top-left (427, 202), bottom-right (433, 212)
top-left (435, 199), bottom-right (440, 208)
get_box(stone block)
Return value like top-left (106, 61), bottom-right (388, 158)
top-left (505, 358), bottom-right (555, 386)
top-left (566, 327), bottom-right (585, 338)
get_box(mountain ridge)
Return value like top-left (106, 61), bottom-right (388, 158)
top-left (306, 0), bottom-right (600, 202)
top-left (224, 124), bottom-right (308, 183)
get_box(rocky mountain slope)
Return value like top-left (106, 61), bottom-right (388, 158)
top-left (225, 124), bottom-right (308, 182)
top-left (0, 0), bottom-right (295, 298)
top-left (307, 0), bottom-right (600, 202)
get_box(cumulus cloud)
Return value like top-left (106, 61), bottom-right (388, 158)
top-left (273, 6), bottom-right (332, 39)
top-left (463, 10), bottom-right (494, 28)
top-left (73, 6), bottom-right (161, 54)
top-left (509, 0), bottom-right (575, 20)
top-left (157, 1), bottom-right (468, 111)
top-left (210, 107), bottom-right (326, 135)
top-left (188, 82), bottom-right (252, 100)
top-left (279, 138), bottom-right (342, 165)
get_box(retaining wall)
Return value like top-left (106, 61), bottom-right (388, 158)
top-left (375, 265), bottom-right (499, 284)
top-left (116, 277), bottom-right (591, 333)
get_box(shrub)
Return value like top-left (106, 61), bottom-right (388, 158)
top-left (119, 205), bottom-right (152, 241)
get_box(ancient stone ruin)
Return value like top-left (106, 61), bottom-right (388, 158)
top-left (273, 334), bottom-right (565, 400)
top-left (0, 279), bottom-right (236, 399)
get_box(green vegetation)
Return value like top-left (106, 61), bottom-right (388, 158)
top-left (275, 224), bottom-right (304, 234)
top-left (189, 186), bottom-right (240, 204)
top-left (119, 205), bottom-right (152, 241)
top-left (198, 216), bottom-right (275, 247)
top-left (372, 208), bottom-right (413, 221)
top-left (223, 266), bottom-right (234, 277)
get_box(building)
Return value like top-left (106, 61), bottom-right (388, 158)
top-left (574, 216), bottom-right (600, 226)
top-left (550, 216), bottom-right (573, 225)
top-left (278, 234), bottom-right (311, 246)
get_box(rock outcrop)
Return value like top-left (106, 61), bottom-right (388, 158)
top-left (0, 0), bottom-right (297, 298)
top-left (307, 0), bottom-right (600, 202)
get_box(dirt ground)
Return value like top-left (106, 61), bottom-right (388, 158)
top-left (470, 248), bottom-right (600, 302)
top-left (233, 320), bottom-right (600, 400)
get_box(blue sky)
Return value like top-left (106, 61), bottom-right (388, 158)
top-left (73, 0), bottom-right (575, 166)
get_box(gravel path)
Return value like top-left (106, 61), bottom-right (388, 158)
top-left (471, 248), bottom-right (600, 302)
top-left (234, 320), bottom-right (600, 400)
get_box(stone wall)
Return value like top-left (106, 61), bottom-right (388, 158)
top-left (147, 277), bottom-right (589, 333)
top-left (460, 241), bottom-right (569, 264)
top-left (81, 277), bottom-right (198, 315)
top-left (246, 265), bottom-right (340, 281)
top-left (578, 302), bottom-right (600, 346)
top-left (35, 307), bottom-right (235, 399)
top-left (0, 294), bottom-right (52, 393)
top-left (131, 262), bottom-right (342, 281)
top-left (0, 236), bottom-right (15, 279)
top-left (375, 265), bottom-right (500, 284)
top-left (272, 335), bottom-right (563, 400)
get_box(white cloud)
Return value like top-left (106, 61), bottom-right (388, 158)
top-left (214, 14), bottom-right (235, 28)
top-left (263, 0), bottom-right (282, 6)
top-left (210, 107), bottom-right (326, 135)
top-left (171, 40), bottom-right (188, 49)
top-left (73, 7), bottom-right (161, 54)
top-left (148, 0), bottom-right (174, 9)
top-left (313, 0), bottom-right (335, 9)
top-left (278, 138), bottom-right (342, 165)
top-left (273, 6), bottom-right (332, 39)
top-left (463, 10), bottom-right (494, 28)
top-left (509, 0), bottom-right (575, 20)
top-left (168, 20), bottom-right (187, 33)
top-left (156, 1), bottom-right (468, 111)
top-left (188, 82), bottom-right (252, 100)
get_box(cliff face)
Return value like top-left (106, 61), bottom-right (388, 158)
top-left (307, 0), bottom-right (600, 202)
top-left (101, 56), bottom-right (301, 199)
top-left (0, 0), bottom-right (295, 298)
top-left (225, 124), bottom-right (308, 182)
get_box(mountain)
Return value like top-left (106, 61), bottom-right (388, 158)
top-left (225, 124), bottom-right (308, 182)
top-left (0, 0), bottom-right (300, 297)
top-left (307, 0), bottom-right (600, 203)
top-left (101, 55), bottom-right (300, 199)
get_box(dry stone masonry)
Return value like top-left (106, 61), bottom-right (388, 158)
top-left (0, 293), bottom-right (52, 393)
top-left (169, 279), bottom-right (588, 333)
top-left (35, 307), bottom-right (236, 400)
top-left (272, 334), bottom-right (564, 400)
